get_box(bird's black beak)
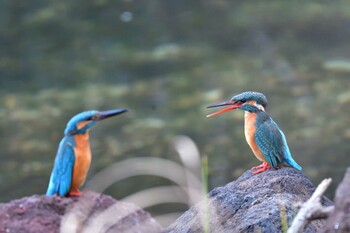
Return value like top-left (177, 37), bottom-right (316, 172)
top-left (95, 108), bottom-right (128, 121)
top-left (206, 101), bottom-right (242, 117)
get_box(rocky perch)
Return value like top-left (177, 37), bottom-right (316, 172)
top-left (0, 191), bottom-right (163, 233)
top-left (167, 167), bottom-right (333, 233)
top-left (2, 167), bottom-right (350, 233)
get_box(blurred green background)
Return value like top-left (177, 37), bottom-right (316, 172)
top-left (1, 0), bottom-right (350, 221)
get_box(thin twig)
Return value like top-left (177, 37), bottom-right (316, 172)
top-left (287, 178), bottom-right (334, 233)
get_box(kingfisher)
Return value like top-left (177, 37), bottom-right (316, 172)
top-left (206, 91), bottom-right (301, 174)
top-left (46, 108), bottom-right (127, 197)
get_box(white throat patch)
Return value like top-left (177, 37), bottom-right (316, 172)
top-left (255, 103), bottom-right (265, 111)
top-left (247, 100), bottom-right (265, 112)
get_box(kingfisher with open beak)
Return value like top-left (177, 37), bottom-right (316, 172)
top-left (207, 91), bottom-right (301, 174)
top-left (46, 108), bottom-right (127, 197)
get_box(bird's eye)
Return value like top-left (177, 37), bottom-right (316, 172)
top-left (87, 115), bottom-right (98, 121)
top-left (239, 99), bottom-right (246, 103)
top-left (91, 115), bottom-right (100, 121)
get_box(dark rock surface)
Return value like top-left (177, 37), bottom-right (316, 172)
top-left (323, 167), bottom-right (350, 233)
top-left (0, 191), bottom-right (163, 233)
top-left (167, 167), bottom-right (333, 233)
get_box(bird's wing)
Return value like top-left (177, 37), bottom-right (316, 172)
top-left (46, 137), bottom-right (75, 196)
top-left (254, 117), bottom-right (286, 168)
top-left (274, 119), bottom-right (302, 170)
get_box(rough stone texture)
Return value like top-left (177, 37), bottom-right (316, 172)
top-left (167, 167), bottom-right (333, 233)
top-left (0, 191), bottom-right (163, 233)
top-left (323, 167), bottom-right (350, 233)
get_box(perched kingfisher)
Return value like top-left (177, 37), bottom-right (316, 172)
top-left (46, 108), bottom-right (127, 197)
top-left (207, 91), bottom-right (301, 174)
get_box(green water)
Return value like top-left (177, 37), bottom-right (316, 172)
top-left (1, 1), bottom-right (350, 219)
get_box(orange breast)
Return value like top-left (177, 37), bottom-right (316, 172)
top-left (244, 112), bottom-right (266, 162)
top-left (70, 132), bottom-right (92, 192)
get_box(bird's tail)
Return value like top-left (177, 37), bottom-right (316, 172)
top-left (46, 178), bottom-right (57, 196)
top-left (284, 158), bottom-right (302, 171)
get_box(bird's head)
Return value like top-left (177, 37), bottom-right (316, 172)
top-left (64, 108), bottom-right (127, 136)
top-left (206, 91), bottom-right (268, 117)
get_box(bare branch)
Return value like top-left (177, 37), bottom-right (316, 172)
top-left (287, 178), bottom-right (334, 233)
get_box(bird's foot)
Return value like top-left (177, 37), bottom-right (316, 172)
top-left (252, 162), bottom-right (271, 174)
top-left (68, 189), bottom-right (82, 197)
top-left (251, 163), bottom-right (266, 170)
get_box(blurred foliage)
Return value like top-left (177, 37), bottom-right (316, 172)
top-left (0, 0), bottom-right (350, 221)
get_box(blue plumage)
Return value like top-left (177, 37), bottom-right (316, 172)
top-left (46, 108), bottom-right (127, 196)
top-left (46, 137), bottom-right (75, 196)
top-left (64, 110), bottom-right (99, 136)
top-left (207, 91), bottom-right (302, 174)
top-left (254, 112), bottom-right (302, 170)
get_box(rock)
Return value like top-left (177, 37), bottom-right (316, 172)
top-left (323, 167), bottom-right (350, 233)
top-left (167, 167), bottom-right (333, 233)
top-left (0, 191), bottom-right (163, 233)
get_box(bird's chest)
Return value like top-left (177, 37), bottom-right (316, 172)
top-left (244, 112), bottom-right (265, 161)
top-left (71, 133), bottom-right (92, 188)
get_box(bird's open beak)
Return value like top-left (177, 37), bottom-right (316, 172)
top-left (206, 101), bottom-right (242, 117)
top-left (95, 108), bottom-right (128, 121)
